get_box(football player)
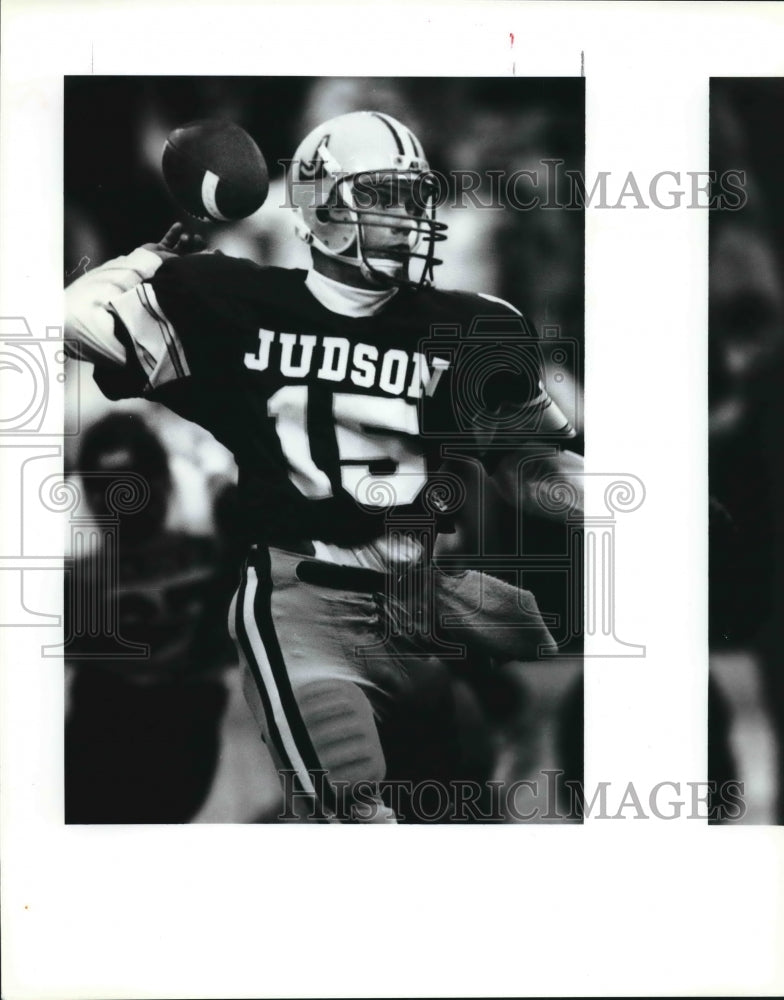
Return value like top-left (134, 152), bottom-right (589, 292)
top-left (65, 110), bottom-right (583, 823)
top-left (64, 412), bottom-right (236, 823)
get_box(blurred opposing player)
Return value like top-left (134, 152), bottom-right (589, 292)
top-left (64, 413), bottom-right (236, 823)
top-left (65, 111), bottom-right (583, 822)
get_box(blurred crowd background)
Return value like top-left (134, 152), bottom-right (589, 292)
top-left (62, 76), bottom-right (585, 823)
top-left (709, 78), bottom-right (784, 824)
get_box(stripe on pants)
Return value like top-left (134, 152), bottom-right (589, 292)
top-left (231, 572), bottom-right (299, 787)
top-left (239, 562), bottom-right (340, 821)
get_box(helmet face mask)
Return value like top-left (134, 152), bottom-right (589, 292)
top-left (288, 112), bottom-right (447, 290)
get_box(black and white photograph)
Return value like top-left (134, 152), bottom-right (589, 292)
top-left (2, 3), bottom-right (784, 998)
top-left (709, 77), bottom-right (784, 825)
top-left (62, 75), bottom-right (585, 826)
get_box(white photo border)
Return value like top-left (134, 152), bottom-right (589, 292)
top-left (2, 2), bottom-right (784, 997)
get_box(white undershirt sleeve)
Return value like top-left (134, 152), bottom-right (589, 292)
top-left (64, 247), bottom-right (164, 367)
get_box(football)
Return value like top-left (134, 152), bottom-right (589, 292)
top-left (161, 120), bottom-right (269, 222)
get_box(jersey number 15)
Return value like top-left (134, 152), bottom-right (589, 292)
top-left (268, 386), bottom-right (427, 508)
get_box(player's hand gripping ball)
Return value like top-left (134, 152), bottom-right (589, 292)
top-left (161, 120), bottom-right (269, 222)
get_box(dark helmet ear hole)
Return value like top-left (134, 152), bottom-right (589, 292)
top-left (315, 206), bottom-right (331, 223)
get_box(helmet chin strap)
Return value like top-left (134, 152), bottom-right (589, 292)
top-left (358, 255), bottom-right (408, 287)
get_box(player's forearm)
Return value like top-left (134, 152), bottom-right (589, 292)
top-left (64, 246), bottom-right (163, 366)
top-left (492, 448), bottom-right (584, 521)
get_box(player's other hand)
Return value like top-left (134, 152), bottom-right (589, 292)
top-left (143, 223), bottom-right (207, 260)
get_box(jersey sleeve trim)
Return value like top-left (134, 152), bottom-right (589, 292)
top-left (528, 391), bottom-right (575, 434)
top-left (511, 378), bottom-right (572, 431)
top-left (110, 282), bottom-right (191, 390)
top-left (486, 393), bottom-right (574, 438)
top-left (476, 291), bottom-right (523, 316)
top-left (474, 293), bottom-right (573, 433)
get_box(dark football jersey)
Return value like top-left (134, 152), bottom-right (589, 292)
top-left (96, 255), bottom-right (570, 548)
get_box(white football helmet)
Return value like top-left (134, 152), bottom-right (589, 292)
top-left (288, 111), bottom-right (446, 289)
